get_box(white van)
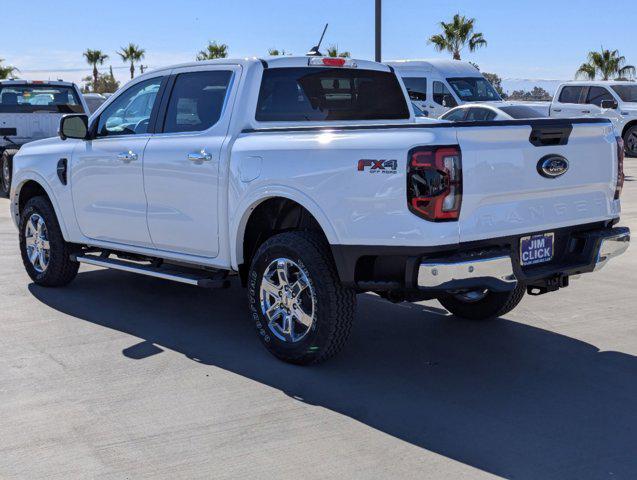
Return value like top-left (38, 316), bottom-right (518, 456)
top-left (386, 59), bottom-right (503, 118)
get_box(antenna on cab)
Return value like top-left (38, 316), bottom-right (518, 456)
top-left (307, 23), bottom-right (328, 56)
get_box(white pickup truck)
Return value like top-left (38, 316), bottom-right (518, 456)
top-left (0, 80), bottom-right (88, 197)
top-left (9, 56), bottom-right (630, 364)
top-left (549, 81), bottom-right (637, 157)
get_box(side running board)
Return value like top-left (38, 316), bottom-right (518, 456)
top-left (71, 254), bottom-right (230, 289)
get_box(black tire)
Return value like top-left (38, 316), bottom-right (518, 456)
top-left (438, 283), bottom-right (526, 321)
top-left (624, 125), bottom-right (637, 158)
top-left (19, 196), bottom-right (79, 287)
top-left (247, 231), bottom-right (356, 365)
top-left (0, 149), bottom-right (16, 198)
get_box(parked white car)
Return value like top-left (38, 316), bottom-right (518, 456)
top-left (386, 59), bottom-right (502, 118)
top-left (0, 80), bottom-right (88, 196)
top-left (549, 81), bottom-right (637, 156)
top-left (440, 103), bottom-right (546, 122)
top-left (9, 56), bottom-right (630, 364)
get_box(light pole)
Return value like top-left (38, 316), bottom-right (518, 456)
top-left (375, 0), bottom-right (382, 62)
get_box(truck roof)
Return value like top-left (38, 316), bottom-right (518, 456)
top-left (557, 80), bottom-right (637, 87)
top-left (145, 56), bottom-right (392, 77)
top-left (0, 79), bottom-right (78, 87)
top-left (385, 59), bottom-right (482, 77)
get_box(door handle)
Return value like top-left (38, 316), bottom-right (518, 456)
top-left (117, 151), bottom-right (138, 163)
top-left (187, 150), bottom-right (213, 163)
top-left (552, 109), bottom-right (562, 112)
top-left (582, 110), bottom-right (591, 114)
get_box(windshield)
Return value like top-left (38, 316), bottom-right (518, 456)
top-left (446, 77), bottom-right (502, 102)
top-left (611, 85), bottom-right (637, 103)
top-left (256, 67), bottom-right (410, 121)
top-left (0, 84), bottom-right (83, 113)
top-left (499, 105), bottom-right (545, 119)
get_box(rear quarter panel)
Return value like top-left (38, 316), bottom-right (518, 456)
top-left (229, 127), bottom-right (460, 266)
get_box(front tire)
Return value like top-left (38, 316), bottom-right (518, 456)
top-left (19, 196), bottom-right (79, 287)
top-left (248, 231), bottom-right (356, 365)
top-left (624, 125), bottom-right (637, 158)
top-left (438, 284), bottom-right (526, 321)
top-left (0, 150), bottom-right (15, 198)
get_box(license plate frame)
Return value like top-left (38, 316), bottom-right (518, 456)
top-left (520, 232), bottom-right (554, 267)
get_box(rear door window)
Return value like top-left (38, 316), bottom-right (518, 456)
top-left (163, 70), bottom-right (233, 133)
top-left (256, 67), bottom-right (410, 121)
top-left (402, 77), bottom-right (427, 101)
top-left (441, 108), bottom-right (467, 121)
top-left (585, 86), bottom-right (614, 107)
top-left (465, 108), bottom-right (497, 121)
top-left (558, 86), bottom-right (585, 104)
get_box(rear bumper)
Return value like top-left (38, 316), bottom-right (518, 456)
top-left (416, 227), bottom-right (629, 292)
top-left (330, 221), bottom-right (629, 293)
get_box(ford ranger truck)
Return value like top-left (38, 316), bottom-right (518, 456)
top-left (0, 80), bottom-right (88, 197)
top-left (9, 56), bottom-right (630, 365)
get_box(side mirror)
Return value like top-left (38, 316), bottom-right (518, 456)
top-left (601, 99), bottom-right (618, 110)
top-left (59, 114), bottom-right (89, 141)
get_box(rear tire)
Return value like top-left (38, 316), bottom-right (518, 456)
top-left (247, 231), bottom-right (356, 365)
top-left (19, 196), bottom-right (79, 287)
top-left (438, 284), bottom-right (526, 321)
top-left (624, 125), bottom-right (637, 158)
top-left (0, 150), bottom-right (16, 198)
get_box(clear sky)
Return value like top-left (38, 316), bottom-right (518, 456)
top-left (2, 0), bottom-right (635, 88)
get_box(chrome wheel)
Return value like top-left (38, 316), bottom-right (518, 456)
top-left (260, 258), bottom-right (315, 343)
top-left (24, 213), bottom-right (50, 273)
top-left (453, 289), bottom-right (489, 303)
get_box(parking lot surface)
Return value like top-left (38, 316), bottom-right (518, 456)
top-left (1, 161), bottom-right (636, 480)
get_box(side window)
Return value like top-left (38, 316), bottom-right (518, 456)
top-left (441, 108), bottom-right (467, 121)
top-left (586, 87), bottom-right (614, 107)
top-left (433, 81), bottom-right (457, 107)
top-left (163, 70), bottom-right (233, 133)
top-left (466, 108), bottom-right (496, 121)
top-left (96, 77), bottom-right (163, 137)
top-left (558, 86), bottom-right (584, 104)
top-left (402, 77), bottom-right (427, 101)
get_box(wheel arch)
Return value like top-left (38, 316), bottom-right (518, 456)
top-left (233, 192), bottom-right (339, 285)
top-left (621, 120), bottom-right (637, 139)
top-left (12, 175), bottom-right (69, 239)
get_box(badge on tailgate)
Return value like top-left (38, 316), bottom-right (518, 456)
top-left (520, 233), bottom-right (554, 266)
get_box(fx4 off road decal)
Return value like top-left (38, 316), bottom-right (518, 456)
top-left (357, 159), bottom-right (398, 174)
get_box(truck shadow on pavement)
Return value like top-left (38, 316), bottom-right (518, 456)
top-left (30, 270), bottom-right (637, 480)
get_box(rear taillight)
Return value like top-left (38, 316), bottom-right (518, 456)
top-left (407, 146), bottom-right (462, 221)
top-left (615, 136), bottom-right (625, 200)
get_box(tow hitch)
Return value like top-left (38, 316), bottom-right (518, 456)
top-left (527, 275), bottom-right (569, 296)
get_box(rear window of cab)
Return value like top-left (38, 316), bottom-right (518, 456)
top-left (256, 67), bottom-right (410, 122)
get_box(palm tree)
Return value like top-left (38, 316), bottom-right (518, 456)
top-left (428, 14), bottom-right (487, 60)
top-left (576, 48), bottom-right (635, 80)
top-left (326, 45), bottom-right (350, 58)
top-left (118, 43), bottom-right (146, 79)
top-left (0, 58), bottom-right (18, 79)
top-left (83, 49), bottom-right (108, 92)
top-left (197, 41), bottom-right (228, 61)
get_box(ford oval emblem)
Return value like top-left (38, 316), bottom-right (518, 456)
top-left (537, 155), bottom-right (569, 179)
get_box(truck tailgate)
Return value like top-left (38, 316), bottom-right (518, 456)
top-left (0, 113), bottom-right (62, 142)
top-left (456, 120), bottom-right (619, 243)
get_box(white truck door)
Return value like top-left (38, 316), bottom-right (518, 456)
top-left (585, 86), bottom-right (623, 124)
top-left (71, 75), bottom-right (166, 247)
top-left (550, 85), bottom-right (586, 118)
top-left (142, 65), bottom-right (240, 258)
